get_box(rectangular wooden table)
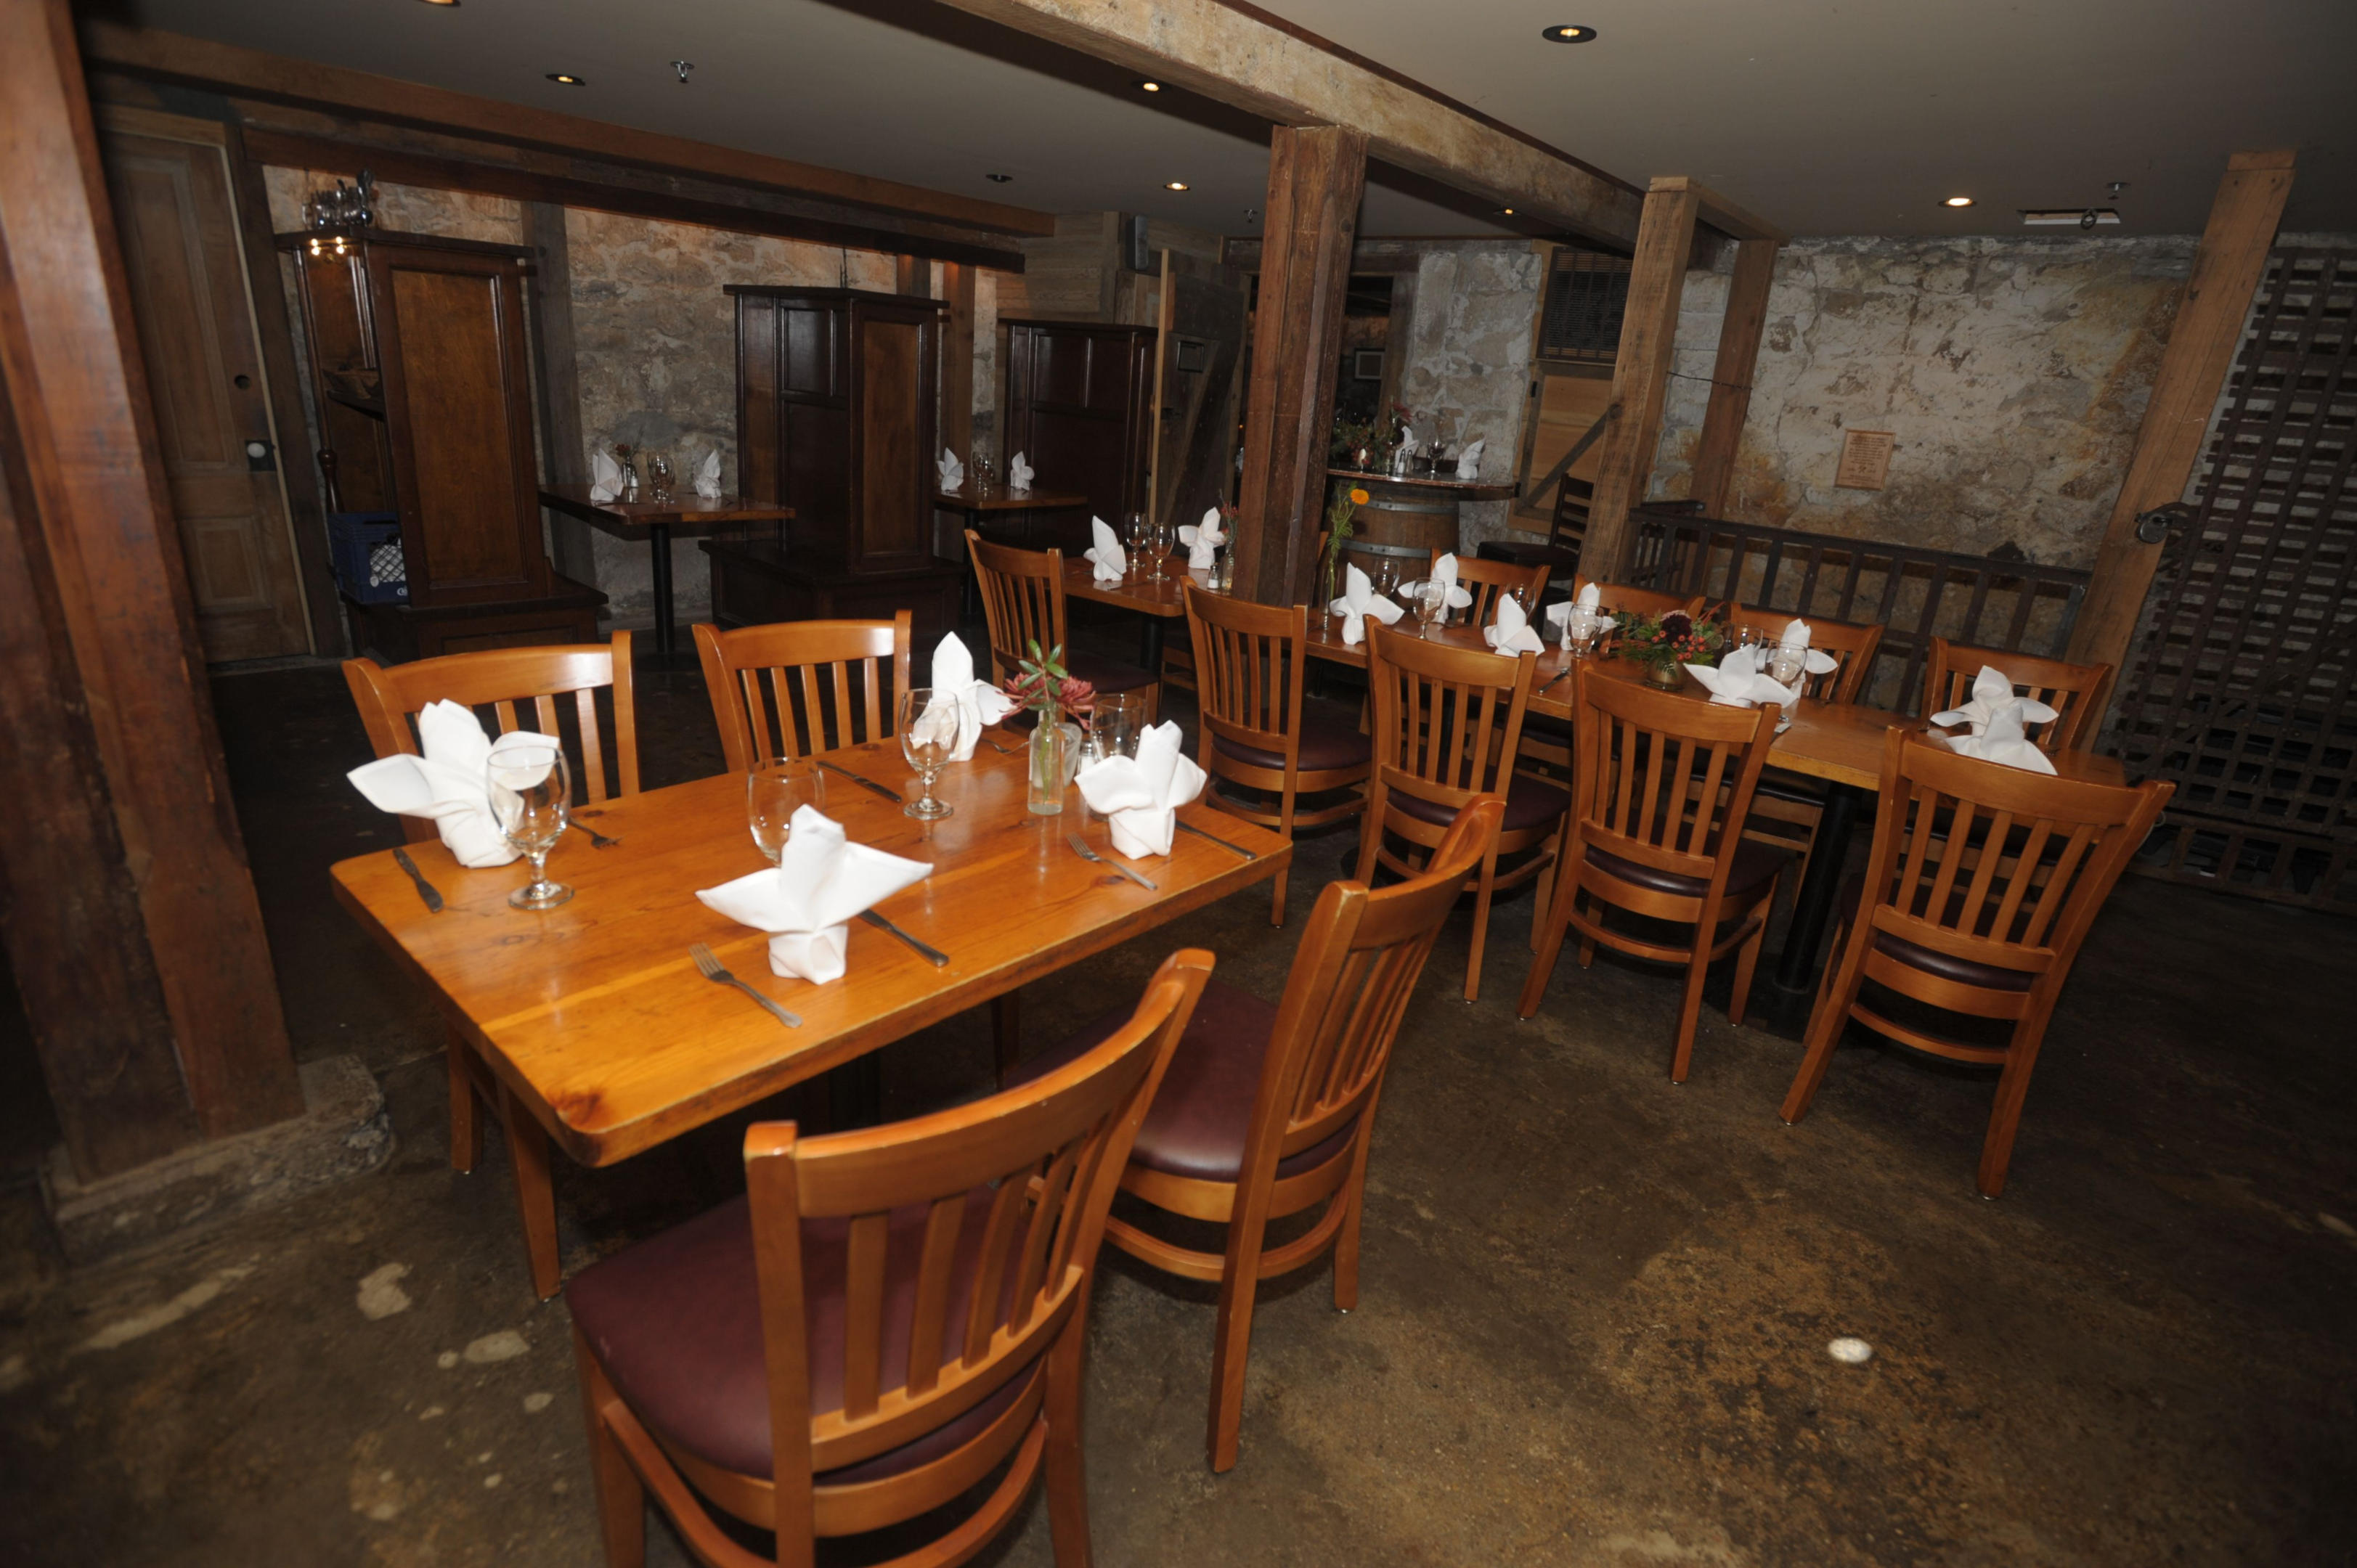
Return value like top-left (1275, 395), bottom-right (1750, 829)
top-left (1062, 558), bottom-right (1222, 672)
top-left (1300, 615), bottom-right (2128, 1000)
top-left (333, 733), bottom-right (1289, 1297)
top-left (539, 483), bottom-right (795, 656)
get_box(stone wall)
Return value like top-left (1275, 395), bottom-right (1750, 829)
top-left (1391, 244), bottom-right (1544, 550)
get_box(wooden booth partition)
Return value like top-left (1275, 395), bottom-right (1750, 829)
top-left (999, 317), bottom-right (1157, 550)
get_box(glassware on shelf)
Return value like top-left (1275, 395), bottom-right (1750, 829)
top-left (485, 736), bottom-right (573, 910)
top-left (746, 756), bottom-right (825, 864)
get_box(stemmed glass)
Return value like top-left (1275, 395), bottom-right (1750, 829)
top-left (747, 756), bottom-right (826, 864)
top-left (646, 452), bottom-right (675, 503)
top-left (1123, 512), bottom-right (1150, 577)
top-left (897, 689), bottom-right (955, 820)
top-left (485, 735), bottom-right (572, 910)
top-left (1150, 515), bottom-right (1178, 579)
top-left (1409, 579), bottom-right (1446, 638)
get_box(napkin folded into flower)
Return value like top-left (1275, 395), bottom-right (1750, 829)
top-left (1546, 581), bottom-right (1605, 648)
top-left (347, 700), bottom-right (532, 867)
top-left (1685, 645), bottom-right (1801, 717)
top-left (693, 449), bottom-right (722, 500)
top-left (1483, 594), bottom-right (1545, 654)
top-left (1178, 505), bottom-right (1226, 569)
top-left (1074, 722), bottom-right (1207, 858)
top-left (1430, 552), bottom-right (1475, 613)
top-left (1083, 516), bottom-right (1126, 584)
top-left (590, 449), bottom-right (624, 504)
top-left (1329, 562), bottom-right (1404, 645)
top-left (1008, 451), bottom-right (1035, 492)
top-left (1456, 438), bottom-right (1486, 479)
top-left (696, 807), bottom-right (933, 984)
top-left (1776, 618), bottom-right (1841, 679)
top-left (1929, 665), bottom-right (2059, 774)
top-left (915, 632), bottom-right (1017, 761)
top-left (936, 447), bottom-right (965, 492)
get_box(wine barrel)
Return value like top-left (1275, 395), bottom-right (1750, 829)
top-left (1343, 475), bottom-right (1460, 562)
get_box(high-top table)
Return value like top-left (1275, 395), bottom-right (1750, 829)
top-left (538, 484), bottom-right (794, 657)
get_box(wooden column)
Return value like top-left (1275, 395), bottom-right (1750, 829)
top-left (1580, 179), bottom-right (1702, 579)
top-left (0, 0), bottom-right (301, 1178)
top-left (1232, 126), bottom-right (1366, 608)
top-left (1687, 236), bottom-right (1782, 518)
top-left (941, 261), bottom-right (976, 464)
top-left (895, 254), bottom-right (928, 297)
top-left (2068, 151), bottom-right (2295, 671)
top-left (521, 201), bottom-right (595, 584)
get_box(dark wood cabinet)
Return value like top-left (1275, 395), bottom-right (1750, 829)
top-left (704, 286), bottom-right (961, 642)
top-left (997, 318), bottom-right (1156, 551)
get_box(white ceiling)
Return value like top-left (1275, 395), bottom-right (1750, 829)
top-left (118, 0), bottom-right (2355, 240)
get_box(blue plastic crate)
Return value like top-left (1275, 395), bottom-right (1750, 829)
top-left (327, 511), bottom-right (407, 603)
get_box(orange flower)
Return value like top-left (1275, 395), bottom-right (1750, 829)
top-left (1348, 487), bottom-right (1369, 505)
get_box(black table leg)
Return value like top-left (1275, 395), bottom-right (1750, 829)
top-left (1769, 780), bottom-right (1865, 997)
top-left (1139, 614), bottom-right (1164, 678)
top-left (648, 523), bottom-right (676, 655)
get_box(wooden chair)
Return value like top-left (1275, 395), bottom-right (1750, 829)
top-left (1359, 624), bottom-right (1566, 1002)
top-left (1517, 666), bottom-right (1786, 1082)
top-left (1448, 554), bottom-right (1550, 629)
top-left (1578, 577), bottom-right (1706, 621)
top-left (1517, 578), bottom-right (1711, 775)
top-left (1008, 799), bottom-right (1505, 1471)
top-left (343, 634), bottom-right (637, 1301)
top-left (569, 950), bottom-right (1210, 1567)
top-left (1923, 637), bottom-right (2114, 754)
top-left (967, 530), bottom-right (1158, 722)
top-left (1721, 608), bottom-right (1886, 883)
top-left (1780, 730), bottom-right (2172, 1196)
top-left (693, 613), bottom-right (912, 772)
top-left (1184, 584), bottom-right (1372, 926)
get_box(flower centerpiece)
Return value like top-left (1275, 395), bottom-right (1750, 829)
top-left (1004, 640), bottom-right (1094, 814)
top-left (1321, 483), bottom-right (1369, 610)
top-left (1329, 412), bottom-right (1379, 470)
top-left (1611, 608), bottom-right (1724, 688)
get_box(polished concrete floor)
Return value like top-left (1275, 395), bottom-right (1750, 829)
top-left (2, 642), bottom-right (2353, 1567)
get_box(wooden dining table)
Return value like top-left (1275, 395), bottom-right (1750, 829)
top-left (539, 483), bottom-right (795, 658)
top-left (1062, 556), bottom-right (1222, 674)
top-left (1299, 613), bottom-right (2128, 1005)
top-left (332, 732), bottom-right (1289, 1298)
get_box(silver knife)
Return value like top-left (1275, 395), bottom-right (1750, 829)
top-left (1175, 819), bottom-right (1256, 859)
top-left (391, 847), bottom-right (444, 912)
top-left (859, 908), bottom-right (949, 967)
top-left (816, 758), bottom-right (903, 803)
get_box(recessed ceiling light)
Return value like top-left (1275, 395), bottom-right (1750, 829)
top-left (1542, 24), bottom-right (1597, 43)
top-left (1944, 195), bottom-right (1974, 208)
top-left (417, 0), bottom-right (460, 7)
top-left (545, 73), bottom-right (585, 85)
top-left (985, 173), bottom-right (1014, 184)
top-left (1165, 181), bottom-right (1190, 192)
top-left (1139, 80), bottom-right (1163, 92)
top-left (1502, 208), bottom-right (1516, 216)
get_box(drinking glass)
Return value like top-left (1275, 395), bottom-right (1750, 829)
top-left (746, 756), bottom-right (825, 864)
top-left (1150, 515), bottom-right (1178, 578)
top-left (897, 689), bottom-right (954, 820)
top-left (1374, 555), bottom-right (1401, 597)
top-left (1121, 511), bottom-right (1149, 576)
top-left (485, 735), bottom-right (572, 910)
top-left (1412, 579), bottom-right (1446, 637)
top-left (1766, 645), bottom-right (1808, 690)
top-left (1088, 691), bottom-right (1148, 764)
top-left (646, 452), bottom-right (675, 503)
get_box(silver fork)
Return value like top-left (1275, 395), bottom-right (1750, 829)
top-left (689, 942), bottom-right (801, 1028)
top-left (1065, 831), bottom-right (1157, 891)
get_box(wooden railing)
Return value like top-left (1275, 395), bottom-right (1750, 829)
top-left (1626, 506), bottom-right (2093, 713)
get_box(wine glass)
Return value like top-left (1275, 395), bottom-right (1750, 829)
top-left (1766, 645), bottom-right (1808, 691)
top-left (1374, 555), bottom-right (1401, 598)
top-left (485, 735), bottom-right (572, 910)
top-left (1088, 691), bottom-right (1148, 764)
top-left (1412, 579), bottom-right (1446, 638)
top-left (897, 689), bottom-right (954, 820)
top-left (646, 452), bottom-right (675, 503)
top-left (1150, 515), bottom-right (1178, 579)
top-left (1123, 511), bottom-right (1149, 576)
top-left (746, 756), bottom-right (825, 864)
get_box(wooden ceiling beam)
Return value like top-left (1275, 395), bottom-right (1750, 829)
top-left (76, 19), bottom-right (1057, 239)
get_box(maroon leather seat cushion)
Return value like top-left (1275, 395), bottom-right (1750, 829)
top-left (1006, 980), bottom-right (1351, 1184)
top-left (567, 1191), bottom-right (1039, 1484)
top-left (1584, 838), bottom-right (1784, 902)
top-left (1839, 873), bottom-right (2037, 992)
top-left (1388, 772), bottom-right (1569, 834)
top-left (1065, 650), bottom-right (1157, 695)
top-left (1212, 716), bottom-right (1372, 775)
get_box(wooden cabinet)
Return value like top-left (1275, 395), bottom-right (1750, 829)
top-left (704, 286), bottom-right (961, 642)
top-left (998, 318), bottom-right (1156, 551)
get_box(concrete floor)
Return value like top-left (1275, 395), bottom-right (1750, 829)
top-left (2, 636), bottom-right (2353, 1567)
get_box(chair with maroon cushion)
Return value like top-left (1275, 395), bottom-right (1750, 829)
top-left (1518, 666), bottom-right (1786, 1082)
top-left (1359, 624), bottom-right (1565, 1002)
top-left (568, 949), bottom-right (1211, 1568)
top-left (967, 530), bottom-right (1157, 722)
top-left (1009, 798), bottom-right (1505, 1472)
top-left (1780, 730), bottom-right (2170, 1197)
top-left (1184, 584), bottom-right (1371, 926)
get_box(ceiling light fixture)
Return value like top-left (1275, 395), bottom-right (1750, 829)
top-left (1502, 208), bottom-right (1517, 216)
top-left (1165, 181), bottom-right (1190, 192)
top-left (1139, 79), bottom-right (1163, 92)
top-left (545, 72), bottom-right (585, 85)
top-left (1944, 196), bottom-right (1974, 208)
top-left (672, 61), bottom-right (695, 84)
top-left (1542, 24), bottom-right (1597, 43)
top-left (2023, 208), bottom-right (2120, 228)
top-left (985, 173), bottom-right (1014, 183)
top-left (416, 0), bottom-right (460, 7)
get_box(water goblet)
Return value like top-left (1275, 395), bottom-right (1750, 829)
top-left (1088, 691), bottom-right (1149, 764)
top-left (1149, 515), bottom-right (1179, 579)
top-left (646, 452), bottom-right (675, 503)
top-left (1123, 511), bottom-right (1150, 576)
top-left (897, 689), bottom-right (955, 820)
top-left (485, 735), bottom-right (573, 910)
top-left (746, 756), bottom-right (826, 865)
top-left (1766, 645), bottom-right (1808, 691)
top-left (1412, 579), bottom-right (1446, 637)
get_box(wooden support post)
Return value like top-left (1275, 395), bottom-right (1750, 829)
top-left (941, 261), bottom-right (977, 466)
top-left (2068, 151), bottom-right (2295, 672)
top-left (0, 0), bottom-right (301, 1177)
top-left (1581, 179), bottom-right (1703, 580)
top-left (1233, 126), bottom-right (1366, 608)
top-left (895, 254), bottom-right (928, 298)
top-left (1688, 236), bottom-right (1782, 519)
top-left (522, 202), bottom-right (595, 585)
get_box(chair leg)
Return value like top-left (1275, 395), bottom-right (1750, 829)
top-left (1352, 793), bottom-right (1383, 884)
top-left (1726, 886), bottom-right (1774, 1028)
top-left (1975, 1018), bottom-right (2051, 1199)
top-left (1780, 934), bottom-right (1868, 1124)
top-left (1517, 876), bottom-right (1574, 1021)
top-left (1461, 846), bottom-right (1502, 1003)
top-left (1042, 1321), bottom-right (1094, 1566)
top-left (992, 989), bottom-right (1022, 1086)
top-left (1528, 827), bottom-right (1558, 952)
top-left (1271, 784), bottom-right (1298, 927)
top-left (500, 1087), bottom-right (562, 1301)
top-left (573, 1332), bottom-right (647, 1568)
top-left (1669, 931), bottom-right (1711, 1085)
top-left (1205, 1208), bottom-right (1270, 1473)
top-left (447, 1029), bottom-right (484, 1175)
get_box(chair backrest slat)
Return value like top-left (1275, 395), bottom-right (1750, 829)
top-left (693, 614), bottom-right (913, 772)
top-left (1369, 627), bottom-right (1536, 814)
top-left (968, 531), bottom-right (1069, 689)
top-left (1924, 637), bottom-right (2114, 754)
top-left (1184, 587), bottom-right (1306, 756)
top-left (1571, 666), bottom-right (1775, 883)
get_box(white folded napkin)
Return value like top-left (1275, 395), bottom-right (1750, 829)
top-left (1329, 562), bottom-right (1405, 646)
top-left (917, 632), bottom-right (1018, 762)
top-left (1933, 701), bottom-right (2059, 774)
top-left (1483, 595), bottom-right (1545, 655)
top-left (1776, 618), bottom-right (1841, 679)
top-left (346, 700), bottom-right (537, 867)
top-left (693, 449), bottom-right (722, 500)
top-left (1546, 581), bottom-right (1605, 650)
top-left (1685, 645), bottom-right (1802, 712)
top-left (936, 447), bottom-right (964, 492)
top-left (1430, 552), bottom-right (1475, 613)
top-left (590, 449), bottom-right (623, 505)
top-left (1931, 665), bottom-right (2059, 733)
top-left (1178, 505), bottom-right (1226, 570)
top-left (1456, 438), bottom-right (1486, 479)
top-left (1008, 451), bottom-right (1034, 492)
top-left (1074, 722), bottom-right (1208, 859)
top-left (1083, 515), bottom-right (1126, 584)
top-left (695, 806), bottom-right (933, 984)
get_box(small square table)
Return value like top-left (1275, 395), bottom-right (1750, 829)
top-left (538, 483), bottom-right (795, 656)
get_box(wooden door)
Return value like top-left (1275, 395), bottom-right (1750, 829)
top-left (98, 113), bottom-right (311, 661)
top-left (1149, 253), bottom-right (1248, 530)
top-left (850, 301), bottom-right (939, 573)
